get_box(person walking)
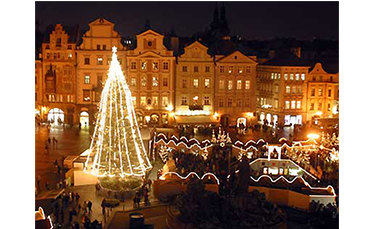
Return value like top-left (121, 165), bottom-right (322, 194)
top-left (83, 201), bottom-right (88, 215)
top-left (75, 192), bottom-right (80, 203)
top-left (88, 200), bottom-right (93, 214)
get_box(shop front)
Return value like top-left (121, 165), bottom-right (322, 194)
top-left (284, 115), bottom-right (302, 126)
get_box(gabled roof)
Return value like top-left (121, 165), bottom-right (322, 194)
top-left (263, 52), bottom-right (310, 67)
top-left (216, 50), bottom-right (258, 64)
top-left (88, 17), bottom-right (114, 26)
top-left (137, 29), bottom-right (164, 38)
top-left (184, 41), bottom-right (209, 51)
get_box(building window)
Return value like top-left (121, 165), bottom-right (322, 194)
top-left (97, 45), bottom-right (100, 50)
top-left (219, 99), bottom-right (224, 107)
top-left (310, 103), bottom-right (314, 110)
top-left (220, 66), bottom-right (225, 73)
top-left (219, 80), bottom-right (225, 89)
top-left (35, 76), bottom-right (37, 84)
top-left (228, 66), bottom-right (234, 73)
top-left (162, 96), bottom-right (168, 107)
top-left (205, 66), bottom-right (210, 72)
top-left (330, 76), bottom-right (333, 82)
top-left (228, 80), bottom-right (233, 90)
top-left (295, 74), bottom-right (300, 81)
top-left (194, 66), bottom-right (199, 72)
top-left (162, 78), bottom-right (168, 87)
top-left (237, 66), bottom-right (243, 74)
top-left (292, 86), bottom-right (296, 94)
top-left (285, 101), bottom-right (290, 109)
top-left (204, 96), bottom-right (210, 105)
top-left (68, 53), bottom-right (72, 59)
top-left (130, 62), bottom-right (136, 70)
top-left (271, 73), bottom-right (274, 79)
top-left (57, 53), bottom-right (61, 59)
top-left (328, 103), bottom-right (331, 111)
top-left (318, 102), bottom-right (323, 110)
top-left (83, 90), bottom-right (91, 102)
top-left (163, 62), bottom-right (169, 70)
top-left (84, 57), bottom-right (90, 65)
top-left (290, 74), bottom-right (294, 80)
top-left (182, 79), bottom-right (187, 88)
top-left (297, 86), bottom-right (302, 94)
top-left (227, 98), bottom-right (233, 107)
top-left (245, 98), bottom-right (250, 107)
top-left (204, 79), bottom-right (210, 88)
top-left (275, 85), bottom-right (279, 93)
top-left (291, 101), bottom-right (296, 109)
top-left (301, 73), bottom-right (306, 80)
top-left (286, 86), bottom-right (290, 94)
top-left (278, 73), bottom-right (281, 79)
top-left (46, 53), bottom-right (50, 59)
top-left (311, 88), bottom-right (315, 96)
top-left (140, 96), bottom-right (146, 106)
top-left (84, 75), bottom-right (90, 84)
top-left (246, 66), bottom-right (251, 73)
top-left (152, 77), bottom-right (159, 87)
top-left (237, 80), bottom-right (242, 90)
top-left (103, 45), bottom-right (106, 50)
top-left (97, 57), bottom-right (103, 65)
top-left (245, 80), bottom-right (250, 90)
top-left (318, 88), bottom-right (323, 96)
top-left (328, 89), bottom-right (332, 97)
top-left (132, 96), bottom-right (136, 106)
top-left (130, 78), bottom-right (136, 86)
top-left (147, 98), bottom-right (152, 106)
top-left (182, 66), bottom-right (188, 72)
top-left (237, 98), bottom-right (242, 107)
top-left (193, 79), bottom-right (199, 88)
top-left (181, 96), bottom-right (187, 105)
top-left (141, 77), bottom-right (147, 87)
top-left (141, 61), bottom-right (147, 71)
top-left (152, 96), bottom-right (158, 106)
top-left (274, 99), bottom-right (279, 109)
top-left (284, 74), bottom-right (288, 80)
top-left (152, 62), bottom-right (159, 71)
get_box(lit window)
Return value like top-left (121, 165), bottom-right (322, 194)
top-left (286, 86), bottom-right (290, 94)
top-left (130, 78), bottom-right (136, 86)
top-left (141, 77), bottom-right (147, 87)
top-left (237, 66), bottom-right (243, 74)
top-left (278, 73), bottom-right (281, 79)
top-left (152, 62), bottom-right (159, 71)
top-left (84, 75), bottom-right (90, 84)
top-left (182, 66), bottom-right (188, 72)
top-left (301, 73), bottom-right (306, 80)
top-left (141, 61), bottom-right (147, 71)
top-left (295, 73), bottom-right (300, 81)
top-left (285, 101), bottom-right (290, 109)
top-left (228, 66), bottom-right (234, 73)
top-left (152, 96), bottom-right (158, 106)
top-left (131, 62), bottom-right (136, 70)
top-left (204, 79), bottom-right (210, 88)
top-left (291, 101), bottom-right (296, 109)
top-left (162, 97), bottom-right (168, 107)
top-left (163, 62), bottom-right (169, 70)
top-left (193, 79), bottom-right (199, 88)
top-left (284, 74), bottom-right (288, 80)
top-left (275, 85), bottom-right (279, 93)
top-left (271, 73), bottom-right (274, 79)
top-left (318, 88), bottom-right (323, 96)
top-left (292, 86), bottom-right (296, 94)
top-left (237, 80), bottom-right (242, 90)
top-left (204, 96), bottom-right (210, 105)
top-left (152, 77), bottom-right (159, 87)
top-left (228, 80), bottom-right (233, 90)
top-left (181, 96), bottom-right (187, 105)
top-left (97, 57), bottom-right (103, 65)
top-left (297, 101), bottom-right (301, 109)
top-left (290, 74), bottom-right (294, 80)
top-left (205, 66), bottom-right (210, 72)
top-left (311, 88), bottom-right (315, 96)
top-left (132, 96), bottom-right (136, 106)
top-left (194, 66), bottom-right (199, 72)
top-left (274, 99), bottom-right (279, 109)
top-left (83, 90), bottom-right (91, 102)
top-left (220, 66), bottom-right (225, 73)
top-left (219, 80), bottom-right (225, 89)
top-left (68, 53), bottom-right (72, 59)
top-left (140, 96), bottom-right (146, 106)
top-left (245, 80), bottom-right (250, 90)
top-left (182, 79), bottom-right (187, 88)
top-left (328, 103), bottom-right (331, 111)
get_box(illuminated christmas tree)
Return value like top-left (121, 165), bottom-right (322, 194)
top-left (84, 47), bottom-right (152, 177)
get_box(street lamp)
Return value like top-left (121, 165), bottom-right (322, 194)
top-left (307, 133), bottom-right (320, 140)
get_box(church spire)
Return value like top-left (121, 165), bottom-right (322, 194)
top-left (210, 3), bottom-right (220, 30)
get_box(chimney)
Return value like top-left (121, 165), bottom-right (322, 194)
top-left (170, 37), bottom-right (179, 56)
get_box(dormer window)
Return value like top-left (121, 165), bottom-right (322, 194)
top-left (147, 41), bottom-right (152, 47)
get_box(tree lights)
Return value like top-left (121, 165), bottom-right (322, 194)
top-left (84, 47), bottom-right (152, 177)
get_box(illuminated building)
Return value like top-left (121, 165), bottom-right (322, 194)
top-left (35, 60), bottom-right (43, 119)
top-left (214, 51), bottom-right (258, 127)
top-left (256, 52), bottom-right (310, 126)
top-left (306, 63), bottom-right (339, 122)
top-left (125, 29), bottom-right (175, 126)
top-left (175, 41), bottom-right (217, 124)
top-left (40, 24), bottom-right (78, 125)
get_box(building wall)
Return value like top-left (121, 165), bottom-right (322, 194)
top-left (176, 41), bottom-right (215, 116)
top-left (214, 51), bottom-right (258, 126)
top-left (306, 63), bottom-right (339, 121)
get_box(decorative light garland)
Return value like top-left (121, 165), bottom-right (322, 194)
top-left (159, 171), bottom-right (220, 185)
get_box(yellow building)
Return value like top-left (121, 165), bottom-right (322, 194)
top-left (256, 53), bottom-right (310, 126)
top-left (175, 41), bottom-right (217, 125)
top-left (35, 60), bottom-right (43, 119)
top-left (76, 18), bottom-right (125, 127)
top-left (306, 63), bottom-right (339, 121)
top-left (125, 29), bottom-right (175, 126)
top-left (214, 51), bottom-right (258, 127)
top-left (40, 24), bottom-right (78, 125)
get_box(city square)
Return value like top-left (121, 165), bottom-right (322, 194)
top-left (30, 1), bottom-right (344, 229)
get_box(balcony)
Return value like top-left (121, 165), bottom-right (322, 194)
top-left (189, 104), bottom-right (203, 110)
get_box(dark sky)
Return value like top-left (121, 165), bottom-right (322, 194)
top-left (35, 1), bottom-right (339, 40)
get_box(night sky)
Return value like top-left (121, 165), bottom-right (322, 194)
top-left (35, 1), bottom-right (339, 40)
